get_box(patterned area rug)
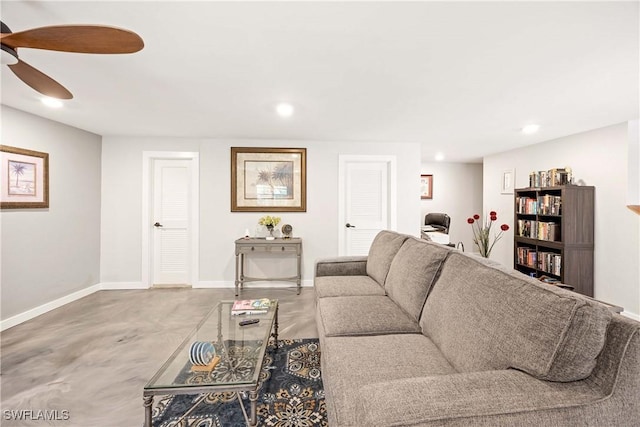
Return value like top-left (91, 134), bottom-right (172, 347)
top-left (152, 338), bottom-right (326, 427)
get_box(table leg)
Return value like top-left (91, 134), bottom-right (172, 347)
top-left (272, 303), bottom-right (279, 350)
top-left (240, 253), bottom-right (245, 293)
top-left (143, 395), bottom-right (153, 427)
top-left (249, 390), bottom-right (258, 426)
top-left (296, 251), bottom-right (301, 295)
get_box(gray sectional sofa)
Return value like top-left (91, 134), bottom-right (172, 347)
top-left (314, 230), bottom-right (640, 426)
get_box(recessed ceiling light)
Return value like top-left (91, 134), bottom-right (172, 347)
top-left (41, 97), bottom-right (63, 108)
top-left (434, 152), bottom-right (445, 161)
top-left (276, 103), bottom-right (294, 117)
top-left (522, 124), bottom-right (540, 134)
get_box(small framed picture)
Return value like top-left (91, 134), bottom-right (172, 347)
top-left (501, 169), bottom-right (515, 194)
top-left (420, 174), bottom-right (433, 199)
top-left (1, 145), bottom-right (49, 209)
top-left (231, 147), bottom-right (306, 212)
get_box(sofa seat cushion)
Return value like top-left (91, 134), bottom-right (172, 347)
top-left (322, 334), bottom-right (457, 427)
top-left (421, 252), bottom-right (612, 382)
top-left (365, 231), bottom-right (410, 286)
top-left (385, 237), bottom-right (451, 321)
top-left (314, 275), bottom-right (386, 299)
top-left (318, 296), bottom-right (421, 337)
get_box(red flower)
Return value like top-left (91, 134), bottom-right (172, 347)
top-left (468, 210), bottom-right (508, 258)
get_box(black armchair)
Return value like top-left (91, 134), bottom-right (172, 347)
top-left (424, 213), bottom-right (451, 234)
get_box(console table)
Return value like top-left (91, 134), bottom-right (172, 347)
top-left (234, 238), bottom-right (302, 296)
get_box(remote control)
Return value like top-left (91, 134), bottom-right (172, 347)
top-left (239, 319), bottom-right (260, 326)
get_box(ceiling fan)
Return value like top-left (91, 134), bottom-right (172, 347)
top-left (1, 21), bottom-right (144, 99)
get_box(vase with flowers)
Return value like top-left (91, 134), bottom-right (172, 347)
top-left (467, 211), bottom-right (509, 258)
top-left (259, 215), bottom-right (281, 240)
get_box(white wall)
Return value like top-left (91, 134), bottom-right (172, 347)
top-left (483, 122), bottom-right (640, 319)
top-left (629, 119), bottom-right (639, 207)
top-left (1, 106), bottom-right (102, 321)
top-left (420, 162), bottom-right (483, 251)
top-left (100, 137), bottom-right (421, 286)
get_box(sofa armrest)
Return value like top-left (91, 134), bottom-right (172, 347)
top-left (357, 370), bottom-right (605, 426)
top-left (315, 256), bottom-right (368, 277)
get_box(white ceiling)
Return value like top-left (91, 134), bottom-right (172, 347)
top-left (1, 1), bottom-right (638, 162)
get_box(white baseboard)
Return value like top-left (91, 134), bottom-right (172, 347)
top-left (196, 280), bottom-right (314, 289)
top-left (195, 281), bottom-right (232, 288)
top-left (622, 311), bottom-right (640, 322)
top-left (100, 281), bottom-right (147, 290)
top-left (0, 283), bottom-right (102, 331)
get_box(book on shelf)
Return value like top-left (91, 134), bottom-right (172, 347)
top-left (516, 246), bottom-right (537, 267)
top-left (538, 251), bottom-right (562, 276)
top-left (537, 222), bottom-right (561, 242)
top-left (516, 219), bottom-right (560, 241)
top-left (528, 168), bottom-right (572, 188)
top-left (231, 298), bottom-right (271, 314)
top-left (538, 275), bottom-right (560, 284)
top-left (516, 197), bottom-right (538, 214)
top-left (517, 195), bottom-right (562, 215)
top-left (537, 194), bottom-right (562, 215)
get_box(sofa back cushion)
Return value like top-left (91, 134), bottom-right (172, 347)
top-left (366, 231), bottom-right (409, 286)
top-left (421, 252), bottom-right (612, 382)
top-left (385, 238), bottom-right (451, 321)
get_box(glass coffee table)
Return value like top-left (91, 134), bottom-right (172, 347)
top-left (143, 300), bottom-right (278, 427)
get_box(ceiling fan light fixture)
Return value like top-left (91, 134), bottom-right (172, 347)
top-left (41, 97), bottom-right (63, 108)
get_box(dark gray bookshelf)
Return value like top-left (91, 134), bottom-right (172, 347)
top-left (514, 185), bottom-right (595, 297)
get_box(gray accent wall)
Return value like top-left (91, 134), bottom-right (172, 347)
top-left (1, 106), bottom-right (101, 320)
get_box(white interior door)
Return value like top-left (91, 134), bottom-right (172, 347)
top-left (338, 155), bottom-right (396, 256)
top-left (152, 159), bottom-right (191, 285)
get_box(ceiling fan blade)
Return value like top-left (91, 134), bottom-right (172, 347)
top-left (1, 25), bottom-right (143, 54)
top-left (8, 59), bottom-right (73, 99)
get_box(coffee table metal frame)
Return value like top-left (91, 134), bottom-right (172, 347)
top-left (143, 300), bottom-right (278, 427)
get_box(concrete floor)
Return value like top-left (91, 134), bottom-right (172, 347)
top-left (0, 287), bottom-right (317, 426)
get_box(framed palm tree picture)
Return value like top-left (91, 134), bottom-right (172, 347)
top-left (231, 147), bottom-right (306, 212)
top-left (1, 145), bottom-right (49, 209)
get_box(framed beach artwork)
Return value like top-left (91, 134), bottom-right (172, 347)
top-left (231, 147), bottom-right (307, 212)
top-left (1, 145), bottom-right (49, 209)
top-left (420, 174), bottom-right (433, 199)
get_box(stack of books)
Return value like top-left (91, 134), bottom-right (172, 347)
top-left (231, 298), bottom-right (271, 315)
top-left (529, 168), bottom-right (572, 188)
top-left (537, 194), bottom-right (562, 215)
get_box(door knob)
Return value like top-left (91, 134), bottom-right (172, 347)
top-left (345, 223), bottom-right (356, 228)
top-left (154, 222), bottom-right (163, 227)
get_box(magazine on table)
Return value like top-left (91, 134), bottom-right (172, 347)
top-left (231, 298), bottom-right (271, 314)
